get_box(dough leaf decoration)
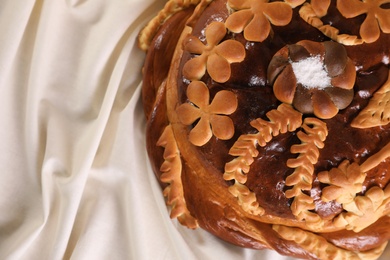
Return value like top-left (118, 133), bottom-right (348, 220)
top-left (224, 103), bottom-right (302, 184)
top-left (157, 125), bottom-right (199, 229)
top-left (352, 72), bottom-right (390, 128)
top-left (285, 118), bottom-right (328, 221)
top-left (223, 103), bottom-right (302, 216)
top-left (228, 182), bottom-right (265, 216)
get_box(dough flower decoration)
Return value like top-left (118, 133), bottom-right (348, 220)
top-left (268, 40), bottom-right (356, 119)
top-left (337, 0), bottom-right (390, 44)
top-left (310, 0), bottom-right (331, 17)
top-left (225, 0), bottom-right (299, 42)
top-left (176, 80), bottom-right (238, 146)
top-left (334, 185), bottom-right (390, 232)
top-left (182, 21), bottom-right (245, 83)
top-left (318, 160), bottom-right (366, 204)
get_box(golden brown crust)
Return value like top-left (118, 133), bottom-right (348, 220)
top-left (273, 225), bottom-right (388, 260)
top-left (224, 103), bottom-right (302, 185)
top-left (138, 0), bottom-right (203, 51)
top-left (140, 0), bottom-right (390, 258)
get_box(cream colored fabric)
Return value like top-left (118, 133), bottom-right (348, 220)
top-left (0, 0), bottom-right (389, 259)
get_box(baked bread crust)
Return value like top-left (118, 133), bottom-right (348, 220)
top-left (139, 0), bottom-right (390, 259)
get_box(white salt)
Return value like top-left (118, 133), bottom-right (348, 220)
top-left (291, 55), bottom-right (331, 90)
top-left (383, 55), bottom-right (389, 65)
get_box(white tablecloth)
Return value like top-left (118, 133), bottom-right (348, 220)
top-left (0, 0), bottom-right (389, 259)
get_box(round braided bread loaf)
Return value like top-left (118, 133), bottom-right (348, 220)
top-left (139, 0), bottom-right (390, 258)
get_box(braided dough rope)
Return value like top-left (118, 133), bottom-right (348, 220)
top-left (300, 0), bottom-right (390, 45)
top-left (157, 125), bottom-right (199, 228)
top-left (138, 0), bottom-right (211, 51)
top-left (299, 2), bottom-right (364, 46)
top-left (273, 225), bottom-right (388, 260)
top-left (285, 118), bottom-right (328, 222)
top-left (224, 103), bottom-right (302, 215)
